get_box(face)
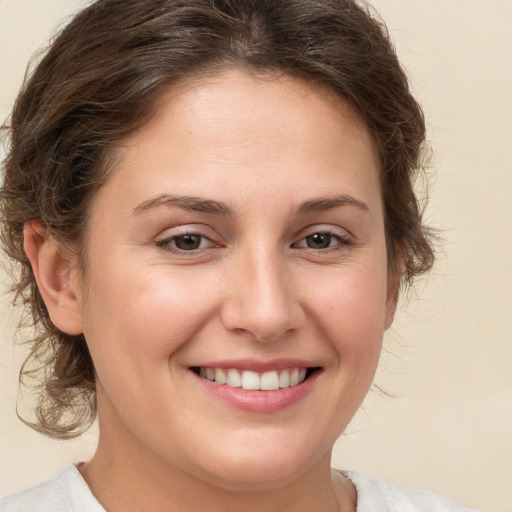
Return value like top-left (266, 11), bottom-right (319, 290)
top-left (72, 70), bottom-right (396, 489)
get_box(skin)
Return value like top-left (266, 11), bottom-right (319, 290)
top-left (25, 69), bottom-right (399, 512)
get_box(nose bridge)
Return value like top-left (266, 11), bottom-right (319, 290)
top-left (221, 242), bottom-right (303, 342)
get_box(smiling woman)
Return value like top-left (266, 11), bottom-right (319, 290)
top-left (0, 1), bottom-right (477, 511)
top-left (55, 75), bottom-right (391, 498)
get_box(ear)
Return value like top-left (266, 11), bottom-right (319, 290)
top-left (23, 221), bottom-right (83, 335)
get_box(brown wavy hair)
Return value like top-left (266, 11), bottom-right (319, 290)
top-left (0, 0), bottom-right (434, 439)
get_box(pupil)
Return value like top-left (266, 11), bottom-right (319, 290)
top-left (308, 233), bottom-right (331, 249)
top-left (176, 234), bottom-right (200, 250)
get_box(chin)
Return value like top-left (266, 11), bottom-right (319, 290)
top-left (188, 435), bottom-right (324, 492)
top-left (200, 461), bottom-right (307, 492)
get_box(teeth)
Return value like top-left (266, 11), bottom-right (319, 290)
top-left (215, 368), bottom-right (227, 384)
top-left (279, 370), bottom-right (290, 388)
top-left (241, 370), bottom-right (260, 390)
top-left (198, 367), bottom-right (310, 390)
top-left (290, 368), bottom-right (299, 386)
top-left (226, 368), bottom-right (241, 387)
top-left (260, 371), bottom-right (279, 390)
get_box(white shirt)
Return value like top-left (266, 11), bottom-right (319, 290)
top-left (0, 464), bottom-right (477, 511)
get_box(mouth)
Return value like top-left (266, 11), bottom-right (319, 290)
top-left (190, 366), bottom-right (320, 391)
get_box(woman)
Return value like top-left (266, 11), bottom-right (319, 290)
top-left (0, 0), bottom-right (476, 510)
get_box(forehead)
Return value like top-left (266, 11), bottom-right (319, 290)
top-left (134, 69), bottom-right (375, 159)
top-left (101, 69), bottom-right (380, 215)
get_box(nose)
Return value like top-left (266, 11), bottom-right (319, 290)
top-left (220, 248), bottom-right (305, 342)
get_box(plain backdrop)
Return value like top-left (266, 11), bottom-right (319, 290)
top-left (1, 1), bottom-right (511, 511)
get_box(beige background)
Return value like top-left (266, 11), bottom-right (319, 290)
top-left (1, 1), bottom-right (511, 511)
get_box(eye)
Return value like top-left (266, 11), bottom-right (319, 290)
top-left (294, 231), bottom-right (351, 250)
top-left (156, 232), bottom-right (214, 252)
top-left (304, 232), bottom-right (334, 249)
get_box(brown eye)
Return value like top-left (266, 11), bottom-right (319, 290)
top-left (294, 230), bottom-right (351, 251)
top-left (305, 232), bottom-right (333, 249)
top-left (156, 232), bottom-right (213, 252)
top-left (173, 234), bottom-right (203, 250)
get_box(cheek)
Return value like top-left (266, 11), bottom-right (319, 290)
top-left (309, 262), bottom-right (388, 328)
top-left (81, 262), bottom-right (221, 375)
top-left (303, 261), bottom-right (388, 365)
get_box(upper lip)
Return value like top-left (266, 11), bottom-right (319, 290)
top-left (189, 358), bottom-right (321, 372)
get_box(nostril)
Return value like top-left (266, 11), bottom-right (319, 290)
top-left (219, 274), bottom-right (305, 342)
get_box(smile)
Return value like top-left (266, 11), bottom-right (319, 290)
top-left (189, 363), bottom-right (322, 413)
top-left (195, 367), bottom-right (310, 390)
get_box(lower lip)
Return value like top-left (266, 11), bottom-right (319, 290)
top-left (191, 370), bottom-right (321, 413)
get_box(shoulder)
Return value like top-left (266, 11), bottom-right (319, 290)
top-left (0, 465), bottom-right (105, 512)
top-left (344, 470), bottom-right (478, 512)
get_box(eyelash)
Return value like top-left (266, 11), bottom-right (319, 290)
top-left (155, 229), bottom-right (352, 254)
top-left (292, 230), bottom-right (352, 251)
top-left (155, 232), bottom-right (217, 252)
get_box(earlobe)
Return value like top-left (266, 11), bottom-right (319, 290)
top-left (23, 221), bottom-right (83, 335)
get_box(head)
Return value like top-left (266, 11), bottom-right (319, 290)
top-left (1, 0), bottom-right (433, 445)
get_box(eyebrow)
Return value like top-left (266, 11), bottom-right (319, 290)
top-left (132, 193), bottom-right (369, 217)
top-left (297, 194), bottom-right (370, 215)
top-left (133, 194), bottom-right (232, 216)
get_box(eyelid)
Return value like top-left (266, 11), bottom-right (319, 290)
top-left (155, 224), bottom-right (222, 252)
top-left (292, 225), bottom-right (353, 249)
top-left (296, 224), bottom-right (352, 240)
top-left (155, 224), bottom-right (215, 240)
top-left (156, 233), bottom-right (214, 251)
